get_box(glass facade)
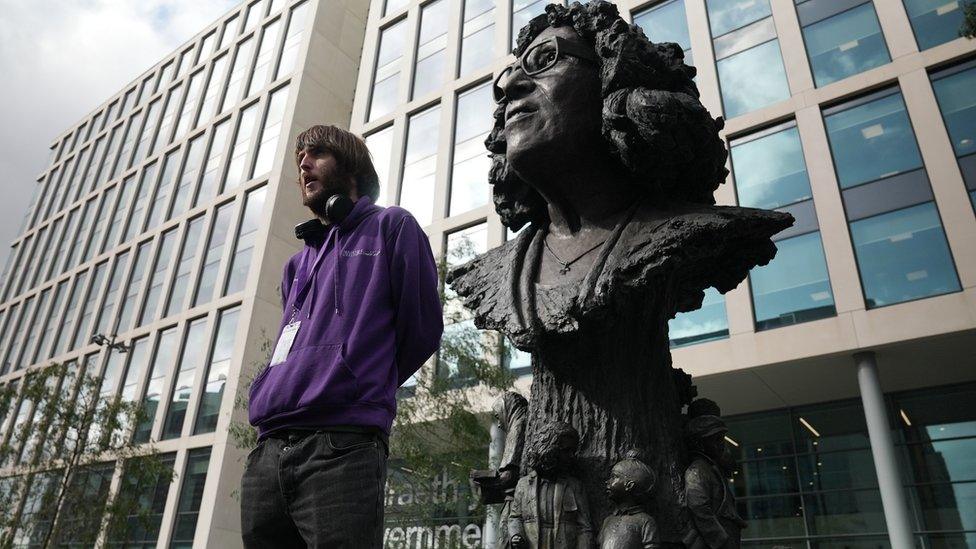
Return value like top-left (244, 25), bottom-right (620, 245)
top-left (633, 0), bottom-right (694, 67)
top-left (904, 0), bottom-right (968, 50)
top-left (450, 83), bottom-right (493, 216)
top-left (798, 0), bottom-right (889, 88)
top-left (824, 89), bottom-right (960, 308)
top-left (668, 287), bottom-right (729, 347)
top-left (931, 61), bottom-right (976, 211)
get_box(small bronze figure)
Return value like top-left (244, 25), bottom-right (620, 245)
top-left (599, 456), bottom-right (660, 549)
top-left (510, 422), bottom-right (595, 549)
top-left (682, 416), bottom-right (747, 549)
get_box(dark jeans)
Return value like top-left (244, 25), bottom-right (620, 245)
top-left (241, 429), bottom-right (388, 548)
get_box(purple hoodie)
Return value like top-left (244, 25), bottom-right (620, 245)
top-left (248, 196), bottom-right (443, 438)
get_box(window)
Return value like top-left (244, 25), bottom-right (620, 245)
top-left (53, 272), bottom-right (87, 357)
top-left (633, 0), bottom-right (694, 67)
top-left (195, 120), bottom-right (231, 206)
top-left (16, 290), bottom-right (49, 370)
top-left (450, 83), bottom-right (493, 216)
top-left (798, 0), bottom-right (889, 87)
top-left (904, 0), bottom-right (967, 50)
top-left (115, 110), bottom-right (144, 176)
top-left (55, 462), bottom-right (114, 545)
top-left (369, 20), bottom-right (408, 121)
top-left (513, 0), bottom-right (555, 48)
top-left (146, 150), bottom-right (181, 231)
top-left (165, 216), bottom-right (206, 317)
top-left (248, 18), bottom-right (283, 97)
top-left (37, 361), bottom-right (80, 460)
top-left (156, 61), bottom-right (176, 94)
top-left (71, 261), bottom-right (108, 351)
top-left (668, 287), bottom-right (729, 347)
top-left (193, 202), bottom-right (235, 307)
top-left (84, 186), bottom-right (118, 264)
top-left (731, 122), bottom-right (835, 330)
top-left (243, 1), bottom-right (265, 33)
top-left (40, 215), bottom-right (67, 282)
top-left (81, 136), bottom-right (107, 193)
top-left (174, 70), bottom-right (206, 140)
top-left (153, 84), bottom-right (185, 154)
top-left (400, 105), bottom-right (441, 226)
top-left (459, 0), bottom-right (495, 77)
top-left (124, 162), bottom-right (158, 242)
top-left (170, 134), bottom-right (207, 220)
top-left (170, 447), bottom-right (212, 547)
top-left (140, 229), bottom-right (179, 327)
top-left (92, 250), bottom-right (130, 337)
top-left (116, 336), bottom-right (152, 437)
top-left (36, 280), bottom-right (68, 362)
top-left (931, 61), bottom-right (976, 211)
top-left (10, 472), bottom-right (59, 544)
top-left (824, 89), bottom-right (960, 307)
top-left (252, 84), bottom-right (291, 178)
top-left (176, 47), bottom-right (195, 79)
top-left (161, 317), bottom-right (208, 439)
top-left (103, 175), bottom-right (137, 253)
top-left (196, 54), bottom-right (229, 128)
top-left (221, 37), bottom-right (257, 113)
top-left (106, 453), bottom-right (176, 546)
top-left (120, 87), bottom-right (137, 116)
top-left (224, 103), bottom-right (261, 191)
top-left (225, 187), bottom-right (267, 295)
top-left (194, 306), bottom-right (241, 433)
top-left (117, 241), bottom-right (153, 333)
top-left (385, 0), bottom-right (409, 16)
top-left (220, 14), bottom-right (241, 50)
top-left (199, 31), bottom-right (217, 62)
top-left (440, 223), bottom-right (489, 381)
top-left (365, 127), bottom-right (395, 206)
top-left (133, 100), bottom-right (162, 165)
top-left (708, 0), bottom-right (790, 118)
top-left (136, 74), bottom-right (154, 106)
top-left (276, 1), bottom-right (310, 79)
top-left (133, 327), bottom-right (179, 444)
top-left (413, 0), bottom-right (449, 100)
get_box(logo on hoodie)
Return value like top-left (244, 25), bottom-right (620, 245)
top-left (342, 249), bottom-right (381, 257)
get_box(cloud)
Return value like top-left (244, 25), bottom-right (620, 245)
top-left (0, 0), bottom-right (240, 269)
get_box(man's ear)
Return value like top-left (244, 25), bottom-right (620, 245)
top-left (624, 480), bottom-right (636, 493)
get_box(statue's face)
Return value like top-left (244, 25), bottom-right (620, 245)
top-left (605, 463), bottom-right (633, 502)
top-left (497, 26), bottom-right (603, 178)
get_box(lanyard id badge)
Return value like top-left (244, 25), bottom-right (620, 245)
top-left (269, 318), bottom-right (301, 367)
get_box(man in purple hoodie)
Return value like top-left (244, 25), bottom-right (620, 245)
top-left (241, 125), bottom-right (443, 548)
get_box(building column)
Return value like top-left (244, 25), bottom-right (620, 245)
top-left (854, 351), bottom-right (914, 549)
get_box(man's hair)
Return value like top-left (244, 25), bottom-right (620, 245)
top-left (486, 1), bottom-right (729, 230)
top-left (295, 125), bottom-right (381, 199)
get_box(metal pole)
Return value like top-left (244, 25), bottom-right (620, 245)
top-left (854, 351), bottom-right (915, 549)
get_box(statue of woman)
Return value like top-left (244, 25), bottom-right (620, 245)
top-left (448, 1), bottom-right (791, 538)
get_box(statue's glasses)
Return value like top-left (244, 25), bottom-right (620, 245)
top-left (492, 35), bottom-right (600, 103)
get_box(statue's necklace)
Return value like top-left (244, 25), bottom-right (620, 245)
top-left (543, 236), bottom-right (607, 274)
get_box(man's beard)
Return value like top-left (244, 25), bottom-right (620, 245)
top-left (303, 170), bottom-right (353, 219)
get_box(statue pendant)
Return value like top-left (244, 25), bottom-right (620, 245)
top-left (560, 265), bottom-right (570, 274)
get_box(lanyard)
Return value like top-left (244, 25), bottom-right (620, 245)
top-left (290, 234), bottom-right (333, 320)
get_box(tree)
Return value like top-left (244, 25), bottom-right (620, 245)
top-left (962, 1), bottom-right (976, 39)
top-left (0, 359), bottom-right (174, 548)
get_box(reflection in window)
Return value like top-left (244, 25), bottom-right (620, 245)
top-left (175, 69), bottom-right (206, 140)
top-left (668, 287), bottom-right (729, 347)
top-left (440, 223), bottom-right (489, 381)
top-left (849, 202), bottom-right (959, 307)
top-left (244, 1), bottom-right (265, 33)
top-left (194, 306), bottom-right (241, 433)
top-left (116, 241), bottom-right (152, 333)
top-left (252, 84), bottom-right (291, 178)
top-left (146, 150), bottom-right (181, 231)
top-left (92, 250), bottom-right (130, 337)
top-left (170, 134), bottom-right (206, 220)
top-left (931, 62), bottom-right (976, 211)
top-left (162, 317), bottom-right (208, 439)
top-left (369, 20), bottom-right (408, 121)
top-left (413, 0), bottom-right (450, 100)
top-left (17, 289), bottom-right (49, 371)
top-left (170, 447), bottom-right (212, 546)
top-left (249, 18), bottom-right (283, 97)
top-left (365, 126), bottom-right (395, 206)
top-left (166, 216), bottom-right (206, 317)
top-left (115, 110), bottom-right (143, 176)
top-left (193, 202), bottom-right (235, 307)
top-left (36, 280), bottom-right (68, 362)
top-left (400, 106), bottom-right (441, 226)
top-left (133, 327), bottom-right (179, 444)
top-left (459, 0), bottom-right (495, 78)
top-left (133, 100), bottom-right (162, 165)
top-left (139, 229), bottom-right (179, 328)
top-left (152, 84), bottom-right (184, 154)
top-left (824, 89), bottom-right (960, 307)
top-left (225, 187), bottom-right (267, 295)
top-left (106, 454), bottom-right (175, 546)
top-left (707, 0), bottom-right (771, 36)
top-left (221, 14), bottom-right (241, 50)
top-left (714, 35), bottom-right (789, 119)
top-left (71, 262), bottom-right (108, 351)
top-left (196, 54), bottom-right (229, 128)
top-left (904, 0), bottom-right (967, 50)
top-left (103, 175), bottom-right (136, 253)
top-left (116, 336), bottom-right (151, 438)
top-left (512, 0), bottom-right (554, 48)
top-left (224, 103), bottom-right (261, 191)
top-left (632, 0), bottom-right (694, 67)
top-left (450, 83), bottom-right (493, 216)
top-left (276, 2), bottom-right (309, 79)
top-left (385, 0), bottom-right (409, 16)
top-left (732, 123), bottom-right (835, 330)
top-left (124, 163), bottom-right (156, 243)
top-left (196, 120), bottom-right (232, 207)
top-left (800, 1), bottom-right (889, 87)
top-left (221, 38), bottom-right (257, 114)
top-left (53, 273), bottom-right (86, 357)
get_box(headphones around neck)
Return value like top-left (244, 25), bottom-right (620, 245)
top-left (294, 194), bottom-right (355, 242)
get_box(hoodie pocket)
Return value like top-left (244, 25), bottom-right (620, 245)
top-left (249, 344), bottom-right (360, 424)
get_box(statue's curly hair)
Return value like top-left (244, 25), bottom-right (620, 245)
top-left (486, 1), bottom-right (729, 230)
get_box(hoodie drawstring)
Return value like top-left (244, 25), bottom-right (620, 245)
top-left (331, 226), bottom-right (341, 316)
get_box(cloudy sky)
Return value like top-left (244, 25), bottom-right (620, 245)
top-left (0, 0), bottom-right (240, 269)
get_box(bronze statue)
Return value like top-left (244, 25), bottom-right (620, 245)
top-left (448, 0), bottom-right (792, 538)
top-left (474, 392), bottom-right (530, 547)
top-left (599, 455), bottom-right (659, 549)
top-left (682, 416), bottom-right (746, 549)
top-left (509, 422), bottom-right (595, 549)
